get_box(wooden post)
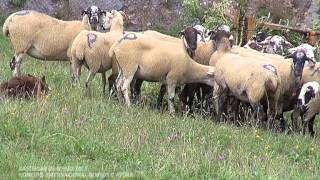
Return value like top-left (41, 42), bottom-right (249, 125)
top-left (242, 16), bottom-right (255, 46)
top-left (308, 31), bottom-right (318, 46)
top-left (246, 16), bottom-right (255, 42)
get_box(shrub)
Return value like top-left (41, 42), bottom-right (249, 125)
top-left (10, 0), bottom-right (26, 7)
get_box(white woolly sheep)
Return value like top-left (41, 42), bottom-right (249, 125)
top-left (109, 33), bottom-right (215, 114)
top-left (193, 25), bottom-right (208, 42)
top-left (3, 6), bottom-right (110, 77)
top-left (291, 81), bottom-right (319, 134)
top-left (70, 10), bottom-right (126, 95)
top-left (301, 89), bottom-right (320, 136)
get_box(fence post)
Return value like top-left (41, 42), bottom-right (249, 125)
top-left (308, 31), bottom-right (318, 46)
top-left (242, 16), bottom-right (255, 46)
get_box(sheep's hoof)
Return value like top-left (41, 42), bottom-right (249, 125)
top-left (9, 57), bottom-right (16, 71)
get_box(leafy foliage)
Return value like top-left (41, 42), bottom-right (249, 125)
top-left (10, 0), bottom-right (26, 7)
top-left (182, 0), bottom-right (232, 30)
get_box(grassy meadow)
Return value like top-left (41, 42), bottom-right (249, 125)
top-left (1, 32), bottom-right (320, 179)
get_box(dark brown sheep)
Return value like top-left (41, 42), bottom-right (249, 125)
top-left (0, 74), bottom-right (49, 99)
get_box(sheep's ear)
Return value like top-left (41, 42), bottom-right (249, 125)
top-left (99, 9), bottom-right (107, 16)
top-left (284, 40), bottom-right (294, 48)
top-left (288, 48), bottom-right (296, 54)
top-left (284, 54), bottom-right (294, 59)
top-left (119, 11), bottom-right (128, 20)
top-left (207, 30), bottom-right (215, 36)
top-left (207, 67), bottom-right (215, 76)
top-left (178, 31), bottom-right (185, 36)
top-left (306, 57), bottom-right (316, 64)
top-left (81, 10), bottom-right (88, 15)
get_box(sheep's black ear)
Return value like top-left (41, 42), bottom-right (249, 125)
top-left (81, 10), bottom-right (87, 15)
top-left (178, 31), bottom-right (185, 36)
top-left (207, 30), bottom-right (215, 36)
top-left (306, 57), bottom-right (316, 64)
top-left (284, 54), bottom-right (294, 59)
top-left (98, 8), bottom-right (107, 16)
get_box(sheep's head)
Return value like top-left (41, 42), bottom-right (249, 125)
top-left (254, 32), bottom-right (268, 43)
top-left (260, 35), bottom-right (293, 55)
top-left (208, 27), bottom-right (232, 49)
top-left (193, 25), bottom-right (207, 42)
top-left (288, 44), bottom-right (316, 63)
top-left (285, 49), bottom-right (315, 78)
top-left (82, 6), bottom-right (107, 31)
top-left (179, 27), bottom-right (200, 58)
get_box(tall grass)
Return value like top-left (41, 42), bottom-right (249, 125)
top-left (0, 31), bottom-right (320, 179)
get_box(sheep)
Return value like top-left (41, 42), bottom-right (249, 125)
top-left (108, 32), bottom-right (215, 114)
top-left (2, 6), bottom-right (110, 77)
top-left (302, 91), bottom-right (320, 136)
top-left (209, 30), bottom-right (279, 124)
top-left (178, 26), bottom-right (233, 113)
top-left (210, 30), bottom-right (313, 131)
top-left (69, 10), bottom-right (126, 95)
top-left (115, 27), bottom-right (201, 105)
top-left (291, 81), bottom-right (319, 134)
top-left (0, 74), bottom-right (49, 99)
top-left (243, 34), bottom-right (293, 55)
top-left (193, 24), bottom-right (209, 42)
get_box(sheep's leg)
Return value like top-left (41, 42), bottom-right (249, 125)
top-left (101, 72), bottom-right (106, 95)
top-left (179, 84), bottom-right (195, 113)
top-left (70, 58), bottom-right (82, 86)
top-left (108, 73), bottom-right (117, 95)
top-left (167, 84), bottom-right (176, 114)
top-left (308, 116), bottom-right (316, 137)
top-left (250, 102), bottom-right (265, 126)
top-left (291, 108), bottom-right (300, 132)
top-left (85, 71), bottom-right (96, 97)
top-left (12, 53), bottom-right (25, 77)
top-left (130, 79), bottom-right (143, 104)
top-left (120, 74), bottom-right (135, 107)
top-left (213, 83), bottom-right (227, 122)
top-left (278, 113), bottom-right (286, 133)
top-left (156, 84), bottom-right (166, 109)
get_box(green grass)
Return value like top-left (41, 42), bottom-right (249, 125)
top-left (1, 33), bottom-right (320, 179)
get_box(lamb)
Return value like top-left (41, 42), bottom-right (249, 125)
top-left (302, 91), bottom-right (320, 136)
top-left (291, 81), bottom-right (319, 134)
top-left (209, 30), bottom-right (313, 130)
top-left (108, 32), bottom-right (215, 114)
top-left (193, 24), bottom-right (209, 42)
top-left (0, 74), bottom-right (49, 99)
top-left (244, 35), bottom-right (293, 55)
top-left (2, 6), bottom-right (110, 77)
top-left (69, 10), bottom-right (126, 95)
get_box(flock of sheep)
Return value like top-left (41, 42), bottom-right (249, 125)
top-left (2, 5), bottom-right (320, 137)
